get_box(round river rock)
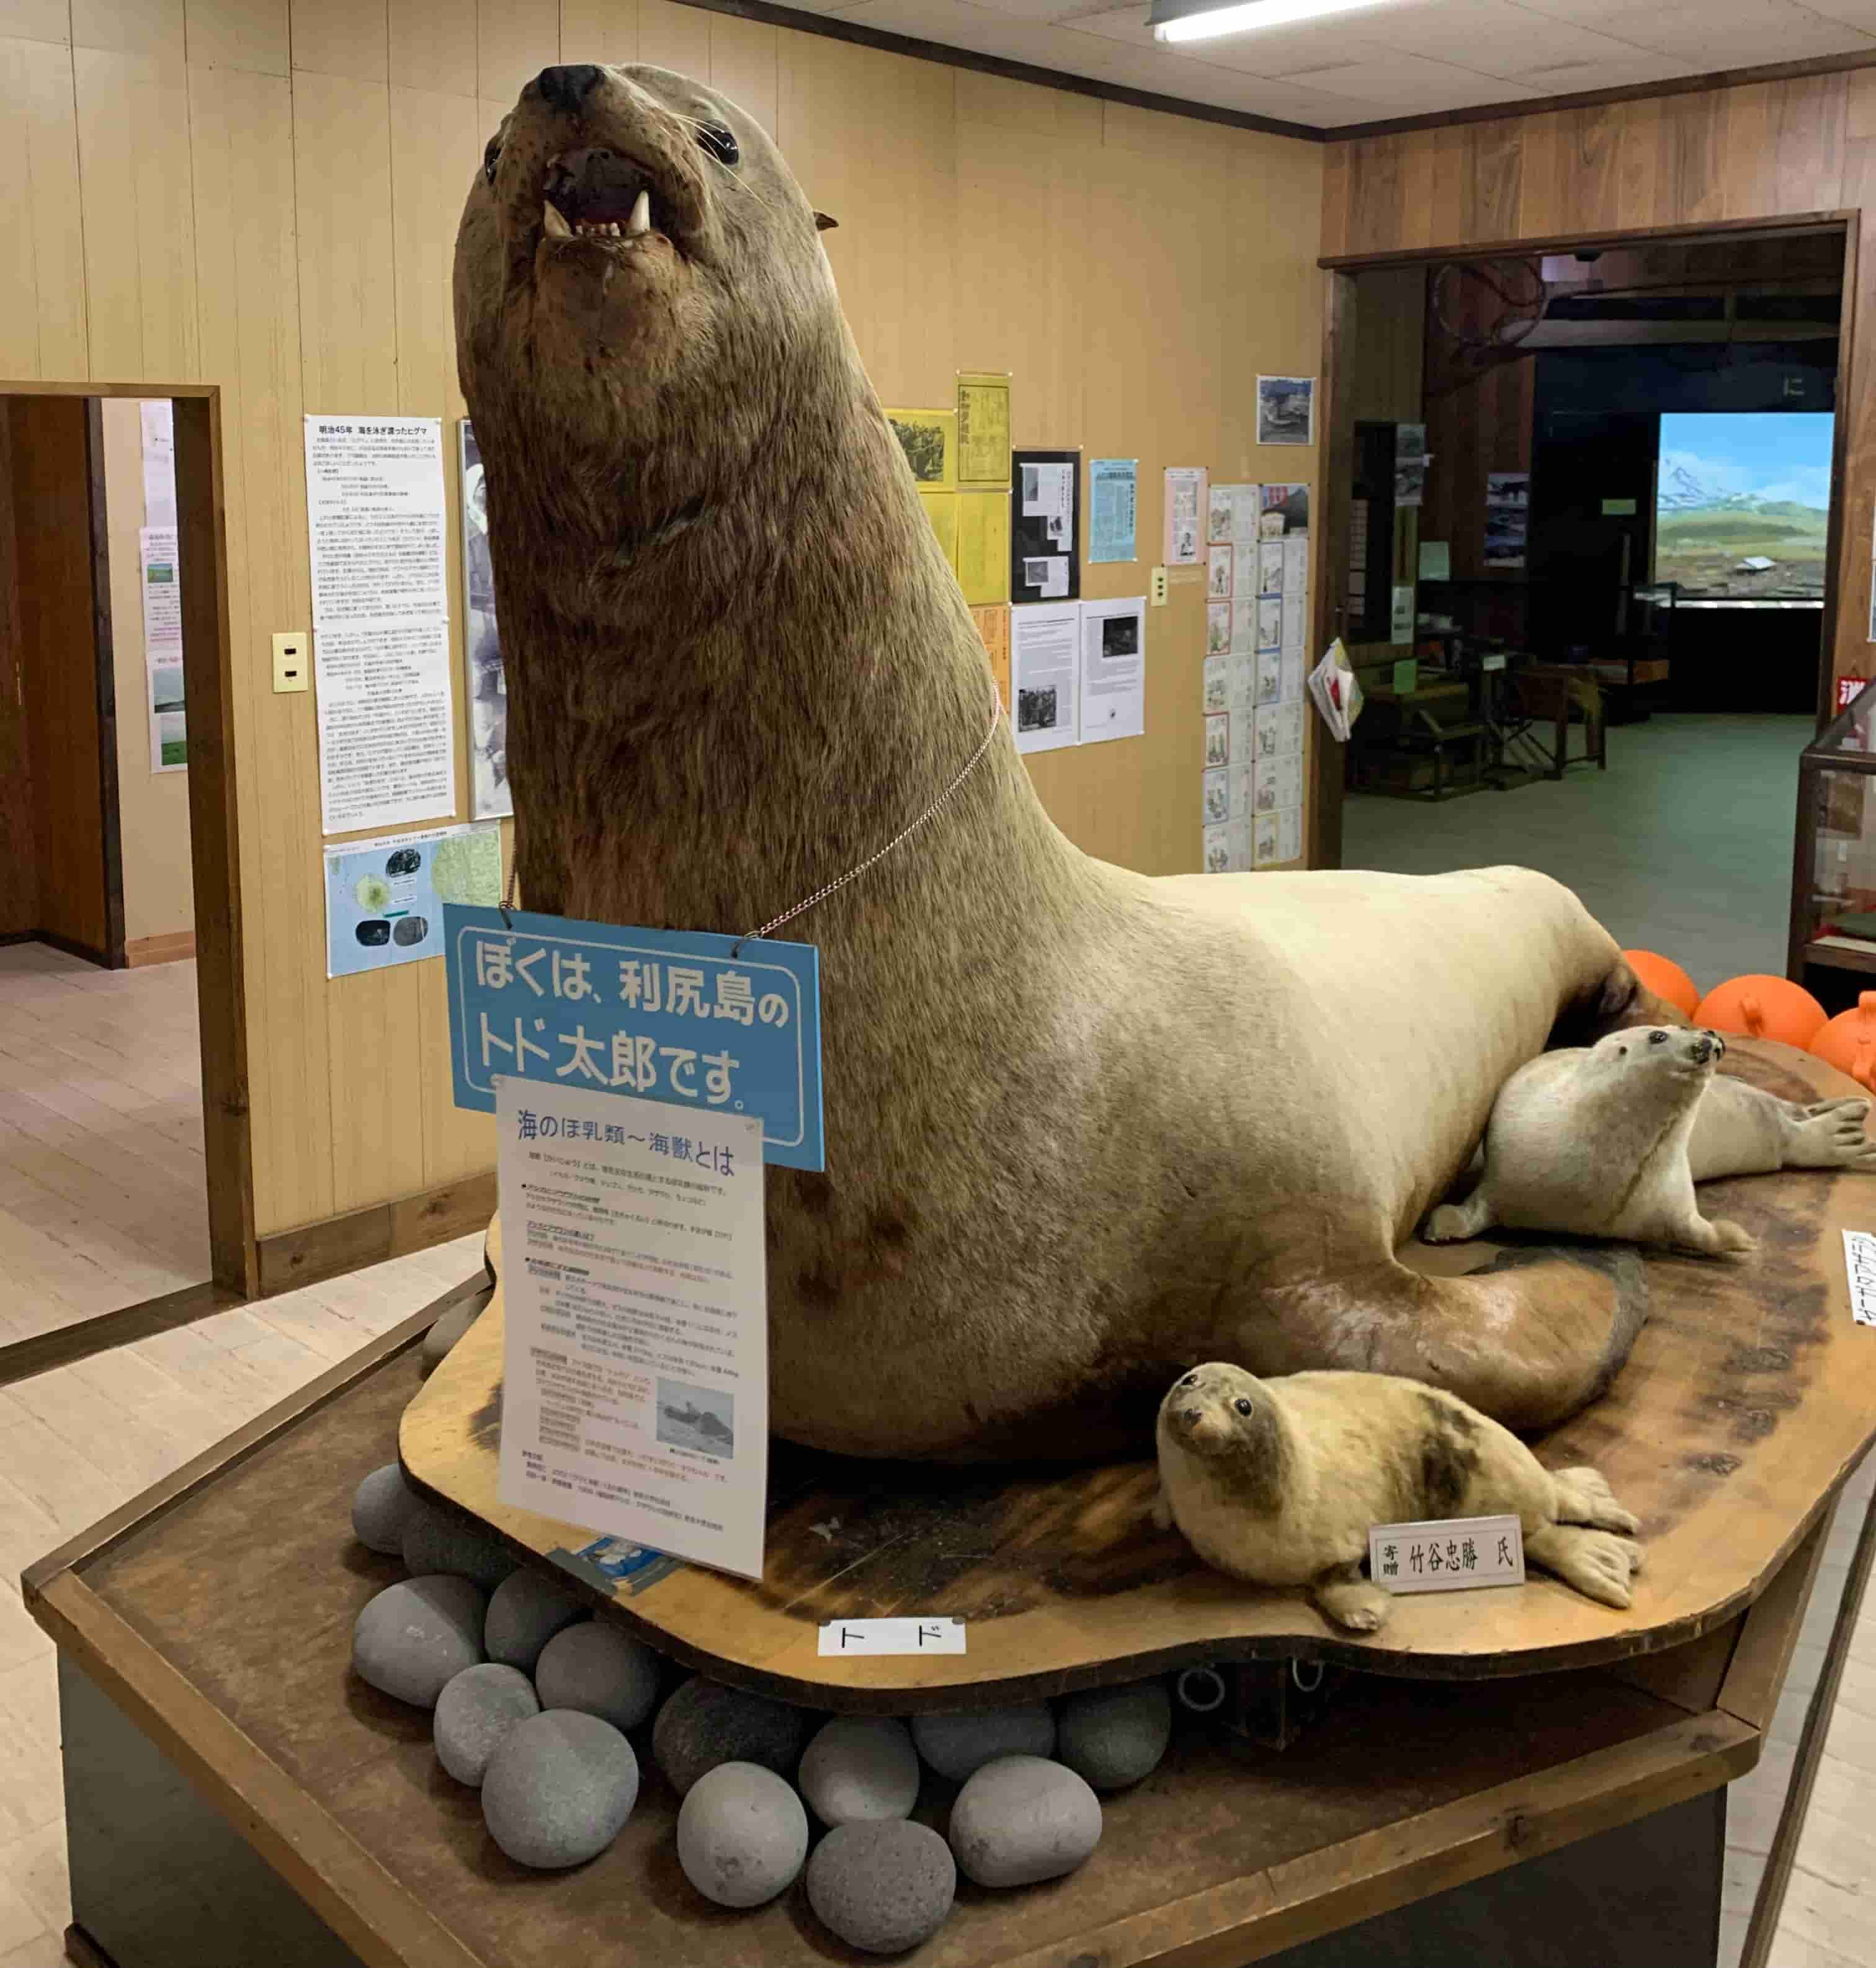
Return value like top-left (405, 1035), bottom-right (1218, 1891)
top-left (351, 1575), bottom-right (487, 1709)
top-left (798, 1716), bottom-right (921, 1826)
top-left (534, 1622), bottom-right (662, 1732)
top-left (653, 1676), bottom-right (813, 1798)
top-left (351, 1463), bottom-right (418, 1556)
top-left (1055, 1680), bottom-right (1172, 1791)
top-left (401, 1501), bottom-right (514, 1595)
top-left (481, 1709), bottom-right (640, 1869)
top-left (910, 1702), bottom-right (1055, 1784)
top-left (808, 1818), bottom-right (957, 1954)
top-left (484, 1571), bottom-right (587, 1676)
top-left (949, 1755), bottom-right (1102, 1887)
top-left (434, 1663), bottom-right (540, 1785)
top-left (676, 1761), bottom-right (810, 1908)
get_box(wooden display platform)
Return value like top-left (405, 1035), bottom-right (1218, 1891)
top-left (401, 1039), bottom-right (1876, 1711)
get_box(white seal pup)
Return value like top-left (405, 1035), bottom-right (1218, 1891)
top-left (1155, 1363), bottom-right (1643, 1632)
top-left (1424, 1027), bottom-right (1876, 1258)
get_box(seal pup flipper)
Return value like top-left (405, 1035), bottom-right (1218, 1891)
top-left (1548, 1465), bottom-right (1640, 1534)
top-left (1311, 1562), bottom-right (1390, 1634)
top-left (1423, 1189), bottom-right (1496, 1243)
top-left (1689, 1078), bottom-right (1876, 1179)
top-left (1524, 1524), bottom-right (1644, 1609)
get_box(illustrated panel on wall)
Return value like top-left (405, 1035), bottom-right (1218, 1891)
top-left (458, 419), bottom-right (511, 821)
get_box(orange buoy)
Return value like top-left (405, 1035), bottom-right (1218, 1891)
top-left (1693, 973), bottom-right (1828, 1050)
top-left (1810, 991), bottom-right (1876, 1091)
top-left (1622, 949), bottom-right (1700, 1019)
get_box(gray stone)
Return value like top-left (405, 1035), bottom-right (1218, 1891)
top-left (351, 1463), bottom-right (417, 1556)
top-left (798, 1717), bottom-right (920, 1826)
top-left (948, 1755), bottom-right (1101, 1888)
top-left (434, 1663), bottom-right (540, 1786)
top-left (534, 1621), bottom-right (663, 1732)
top-left (653, 1676), bottom-right (813, 1798)
top-left (676, 1762), bottom-right (810, 1908)
top-left (351, 1576), bottom-right (487, 1709)
top-left (909, 1702), bottom-right (1055, 1784)
top-left (484, 1570), bottom-right (587, 1675)
top-left (1055, 1680), bottom-right (1172, 1791)
top-left (401, 1500), bottom-right (514, 1594)
top-left (807, 1819), bottom-right (957, 1954)
top-left (481, 1709), bottom-right (640, 1869)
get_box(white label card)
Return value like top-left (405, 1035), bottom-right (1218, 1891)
top-left (818, 1617), bottom-right (967, 1657)
top-left (1845, 1229), bottom-right (1876, 1326)
top-left (1369, 1514), bottom-right (1525, 1595)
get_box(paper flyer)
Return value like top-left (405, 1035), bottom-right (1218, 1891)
top-left (1011, 449), bottom-right (1079, 604)
top-left (957, 491), bottom-right (1011, 605)
top-left (1010, 602), bottom-right (1079, 752)
top-left (1164, 467), bottom-right (1207, 566)
top-left (140, 398), bottom-right (176, 529)
top-left (1089, 458), bottom-right (1138, 564)
top-left (139, 525), bottom-right (185, 773)
top-left (323, 821), bottom-right (502, 978)
top-left (1078, 596), bottom-right (1145, 745)
top-left (458, 421), bottom-right (511, 821)
top-left (956, 372), bottom-right (1012, 490)
top-left (972, 603), bottom-right (1011, 710)
top-left (305, 415), bottom-right (457, 834)
top-left (497, 1078), bottom-right (770, 1581)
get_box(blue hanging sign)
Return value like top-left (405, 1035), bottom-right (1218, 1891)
top-left (444, 905), bottom-right (824, 1170)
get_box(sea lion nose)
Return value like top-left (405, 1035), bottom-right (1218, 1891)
top-left (535, 63), bottom-right (604, 113)
top-left (1182, 1407), bottom-right (1200, 1424)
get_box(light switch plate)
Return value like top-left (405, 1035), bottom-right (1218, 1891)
top-left (272, 631), bottom-right (309, 693)
top-left (1150, 566), bottom-right (1168, 606)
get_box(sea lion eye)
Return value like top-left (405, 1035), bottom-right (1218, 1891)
top-left (697, 121), bottom-right (739, 166)
top-left (1180, 1372), bottom-right (1199, 1387)
top-left (483, 135), bottom-right (501, 185)
top-left (1235, 1397), bottom-right (1253, 1415)
top-left (1648, 1029), bottom-right (1669, 1045)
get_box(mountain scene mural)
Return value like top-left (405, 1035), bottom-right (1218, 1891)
top-left (1655, 411), bottom-right (1833, 599)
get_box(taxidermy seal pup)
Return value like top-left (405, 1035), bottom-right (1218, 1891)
top-left (454, 63), bottom-right (1772, 1459)
top-left (1155, 1363), bottom-right (1643, 1631)
top-left (1425, 1027), bottom-right (1876, 1258)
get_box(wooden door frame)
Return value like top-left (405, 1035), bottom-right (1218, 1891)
top-left (1308, 211), bottom-right (1857, 869)
top-left (1, 381), bottom-right (256, 1295)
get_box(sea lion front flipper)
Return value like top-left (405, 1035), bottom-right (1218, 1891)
top-left (1149, 1485), bottom-right (1172, 1532)
top-left (1424, 1188), bottom-right (1496, 1243)
top-left (1310, 1563), bottom-right (1391, 1634)
top-left (1525, 1525), bottom-right (1644, 1609)
top-left (1548, 1465), bottom-right (1640, 1535)
top-left (1664, 1212), bottom-right (1756, 1259)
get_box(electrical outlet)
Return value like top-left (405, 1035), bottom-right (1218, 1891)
top-left (1150, 566), bottom-right (1168, 606)
top-left (273, 631), bottom-right (309, 694)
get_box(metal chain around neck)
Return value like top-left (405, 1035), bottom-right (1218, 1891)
top-left (497, 681), bottom-right (1004, 950)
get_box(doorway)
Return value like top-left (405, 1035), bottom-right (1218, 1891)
top-left (1311, 221), bottom-right (1852, 990)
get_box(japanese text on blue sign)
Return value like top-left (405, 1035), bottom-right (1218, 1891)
top-left (444, 905), bottom-right (823, 1169)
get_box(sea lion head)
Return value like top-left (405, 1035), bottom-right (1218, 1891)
top-left (1158, 1362), bottom-right (1280, 1460)
top-left (455, 63), bottom-right (844, 516)
top-left (1592, 1024), bottom-right (1725, 1087)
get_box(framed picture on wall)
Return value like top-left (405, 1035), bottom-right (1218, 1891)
top-left (458, 421), bottom-right (512, 821)
top-left (1257, 376), bottom-right (1316, 448)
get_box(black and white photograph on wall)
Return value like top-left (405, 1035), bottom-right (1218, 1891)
top-left (1485, 471), bottom-right (1530, 569)
top-left (458, 421), bottom-right (511, 820)
top-left (1257, 376), bottom-right (1315, 447)
top-left (1010, 447), bottom-right (1081, 603)
top-left (1018, 686), bottom-right (1060, 733)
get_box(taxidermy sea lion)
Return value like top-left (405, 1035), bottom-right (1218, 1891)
top-left (456, 63), bottom-right (1741, 1460)
top-left (1426, 1027), bottom-right (1876, 1256)
top-left (1155, 1363), bottom-right (1643, 1631)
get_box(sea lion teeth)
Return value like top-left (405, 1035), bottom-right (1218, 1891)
top-left (542, 200), bottom-right (571, 238)
top-left (626, 189), bottom-right (651, 236)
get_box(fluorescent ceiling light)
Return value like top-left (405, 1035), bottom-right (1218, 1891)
top-left (1151, 0), bottom-right (1390, 45)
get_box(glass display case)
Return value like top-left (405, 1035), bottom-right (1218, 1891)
top-left (1792, 677), bottom-right (1876, 1011)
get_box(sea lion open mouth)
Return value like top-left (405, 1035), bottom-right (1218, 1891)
top-left (541, 147), bottom-right (676, 249)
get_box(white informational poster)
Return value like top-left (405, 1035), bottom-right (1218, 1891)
top-left (1163, 467), bottom-right (1207, 565)
top-left (1079, 597), bottom-right (1145, 745)
top-left (140, 399), bottom-right (176, 528)
top-left (323, 821), bottom-right (502, 978)
top-left (458, 421), bottom-right (512, 820)
top-left (497, 1078), bottom-right (769, 1581)
top-left (305, 416), bottom-right (457, 835)
top-left (1010, 602), bottom-right (1080, 753)
top-left (139, 526), bottom-right (185, 773)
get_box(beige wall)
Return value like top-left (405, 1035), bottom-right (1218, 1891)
top-left (99, 396), bottom-right (194, 945)
top-left (0, 0), bottom-right (1325, 1241)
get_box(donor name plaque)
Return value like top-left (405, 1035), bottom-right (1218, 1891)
top-left (1367, 1514), bottom-right (1525, 1598)
top-left (445, 904), bottom-right (823, 1169)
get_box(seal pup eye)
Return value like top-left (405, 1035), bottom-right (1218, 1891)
top-left (697, 121), bottom-right (739, 166)
top-left (1235, 1397), bottom-right (1253, 1415)
top-left (1648, 1029), bottom-right (1669, 1045)
top-left (483, 135), bottom-right (502, 186)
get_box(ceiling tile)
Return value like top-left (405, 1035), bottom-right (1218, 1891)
top-left (839, 0), bottom-right (1137, 74)
top-left (1354, 0), bottom-right (1684, 83)
top-left (1792, 0), bottom-right (1876, 25)
top-left (1515, 0), bottom-right (1870, 61)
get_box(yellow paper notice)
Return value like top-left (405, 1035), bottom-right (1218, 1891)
top-left (919, 487), bottom-right (960, 570)
top-left (886, 408), bottom-right (957, 491)
top-left (955, 490), bottom-right (1011, 605)
top-left (957, 371), bottom-right (1012, 490)
top-left (971, 604), bottom-right (1011, 710)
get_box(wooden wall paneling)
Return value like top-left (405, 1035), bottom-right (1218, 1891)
top-left (10, 395), bottom-right (110, 956)
top-left (71, 0), bottom-right (184, 62)
top-left (1320, 139), bottom-right (1349, 261)
top-left (708, 11), bottom-right (777, 137)
top-left (391, 0), bottom-right (475, 94)
top-left (0, 36), bottom-right (91, 380)
top-left (1656, 86), bottom-right (1727, 226)
top-left (1829, 73), bottom-right (1876, 713)
top-left (73, 45), bottom-right (202, 383)
top-left (288, 0), bottom-right (386, 83)
top-left (635, 0), bottom-right (710, 95)
top-left (1396, 127), bottom-right (1436, 254)
top-left (182, 0), bottom-right (288, 77)
top-left (0, 0), bottom-right (69, 42)
top-left (1513, 109), bottom-right (1561, 239)
top-left (1311, 268), bottom-right (1355, 870)
top-left (557, 0), bottom-right (637, 69)
top-left (0, 404), bottom-right (35, 936)
top-left (477, 0), bottom-right (558, 105)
